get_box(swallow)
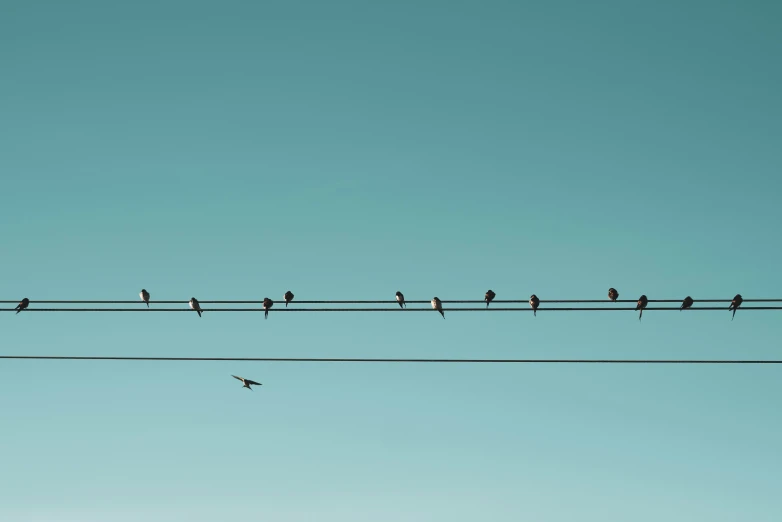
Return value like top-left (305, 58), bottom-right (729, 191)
top-left (636, 295), bottom-right (648, 321)
top-left (284, 290), bottom-right (294, 307)
top-left (529, 294), bottom-right (540, 316)
top-left (395, 291), bottom-right (406, 309)
top-left (680, 296), bottom-right (694, 310)
top-left (608, 288), bottom-right (619, 302)
top-left (140, 289), bottom-right (150, 307)
top-left (189, 297), bottom-right (202, 317)
top-left (232, 375), bottom-right (262, 390)
top-left (263, 297), bottom-right (273, 319)
top-left (729, 294), bottom-right (743, 320)
top-left (431, 297), bottom-right (444, 319)
top-left (485, 290), bottom-right (496, 308)
top-left (15, 298), bottom-right (30, 314)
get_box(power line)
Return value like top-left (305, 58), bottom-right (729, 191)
top-left (1, 299), bottom-right (780, 304)
top-left (0, 356), bottom-right (780, 364)
top-left (2, 307), bottom-right (782, 312)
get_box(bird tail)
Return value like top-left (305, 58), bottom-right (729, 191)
top-left (404, 302), bottom-right (406, 308)
top-left (534, 309), bottom-right (537, 317)
top-left (15, 308), bottom-right (21, 314)
top-left (680, 304), bottom-right (683, 311)
top-left (285, 301), bottom-right (288, 308)
top-left (440, 310), bottom-right (445, 319)
top-left (732, 308), bottom-right (736, 320)
top-left (398, 302), bottom-right (403, 309)
top-left (265, 310), bottom-right (268, 319)
top-left (639, 309), bottom-right (643, 321)
top-left (197, 310), bottom-right (202, 317)
top-left (146, 302), bottom-right (149, 308)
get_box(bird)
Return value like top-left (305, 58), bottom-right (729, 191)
top-left (284, 290), bottom-right (294, 307)
top-left (636, 295), bottom-right (648, 321)
top-left (263, 297), bottom-right (273, 319)
top-left (232, 375), bottom-right (262, 390)
top-left (15, 298), bottom-right (30, 314)
top-left (139, 289), bottom-right (150, 307)
top-left (431, 297), bottom-right (444, 319)
top-left (189, 297), bottom-right (202, 317)
top-left (485, 290), bottom-right (496, 308)
top-left (729, 294), bottom-right (743, 320)
top-left (395, 291), bottom-right (405, 309)
top-left (529, 294), bottom-right (540, 316)
top-left (608, 288), bottom-right (619, 302)
top-left (680, 296), bottom-right (694, 310)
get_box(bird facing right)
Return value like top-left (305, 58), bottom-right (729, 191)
top-left (15, 298), bottom-right (30, 314)
top-left (729, 294), bottom-right (743, 320)
top-left (680, 296), bottom-right (694, 310)
top-left (608, 288), bottom-right (619, 302)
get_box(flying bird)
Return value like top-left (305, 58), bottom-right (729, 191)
top-left (284, 290), bottom-right (294, 307)
top-left (636, 295), bottom-right (648, 321)
top-left (529, 294), bottom-right (540, 316)
top-left (395, 291), bottom-right (405, 309)
top-left (15, 298), bottom-right (30, 314)
top-left (431, 297), bottom-right (444, 319)
top-left (608, 288), bottom-right (619, 302)
top-left (232, 375), bottom-right (262, 390)
top-left (140, 289), bottom-right (150, 307)
top-left (485, 290), bottom-right (496, 308)
top-left (189, 297), bottom-right (202, 317)
top-left (263, 297), bottom-right (273, 319)
top-left (680, 296), bottom-right (694, 310)
top-left (729, 294), bottom-right (743, 320)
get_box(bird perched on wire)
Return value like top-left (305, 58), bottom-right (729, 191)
top-left (608, 288), bottom-right (619, 302)
top-left (140, 289), bottom-right (150, 308)
top-left (232, 375), bottom-right (262, 390)
top-left (485, 290), bottom-right (496, 308)
top-left (431, 297), bottom-right (444, 319)
top-left (680, 296), bottom-right (694, 310)
top-left (529, 294), bottom-right (540, 316)
top-left (729, 294), bottom-right (743, 320)
top-left (395, 291), bottom-right (405, 309)
top-left (284, 290), bottom-right (294, 307)
top-left (263, 297), bottom-right (273, 319)
top-left (636, 295), bottom-right (648, 321)
top-left (189, 297), bottom-right (202, 317)
top-left (15, 298), bottom-right (30, 314)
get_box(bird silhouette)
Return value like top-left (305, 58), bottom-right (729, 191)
top-left (680, 296), bottom-right (694, 310)
top-left (232, 375), bottom-right (262, 390)
top-left (529, 294), bottom-right (540, 316)
top-left (485, 290), bottom-right (496, 308)
top-left (189, 297), bottom-right (202, 317)
top-left (636, 295), bottom-right (648, 321)
top-left (284, 290), bottom-right (294, 307)
top-left (140, 289), bottom-right (150, 307)
top-left (395, 291), bottom-right (405, 309)
top-left (431, 297), bottom-right (444, 319)
top-left (263, 297), bottom-right (273, 319)
top-left (729, 294), bottom-right (743, 320)
top-left (608, 288), bottom-right (619, 302)
top-left (15, 298), bottom-right (29, 314)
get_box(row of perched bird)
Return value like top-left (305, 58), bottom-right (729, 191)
top-left (8, 289), bottom-right (746, 321)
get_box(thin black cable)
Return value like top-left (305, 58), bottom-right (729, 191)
top-left (0, 356), bottom-right (780, 364)
top-left (1, 299), bottom-right (780, 304)
top-left (2, 307), bottom-right (781, 312)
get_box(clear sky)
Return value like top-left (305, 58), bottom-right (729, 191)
top-left (1, 0), bottom-right (781, 520)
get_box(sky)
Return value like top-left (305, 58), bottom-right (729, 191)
top-left (1, 0), bottom-right (781, 520)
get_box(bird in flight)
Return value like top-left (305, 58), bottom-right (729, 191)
top-left (395, 291), bottom-right (405, 309)
top-left (263, 297), bottom-right (273, 319)
top-left (431, 297), bottom-right (444, 319)
top-left (729, 294), bottom-right (743, 320)
top-left (15, 298), bottom-right (30, 314)
top-left (608, 288), bottom-right (619, 302)
top-left (485, 290), bottom-right (496, 308)
top-left (529, 294), bottom-right (540, 316)
top-left (636, 295), bottom-right (648, 321)
top-left (284, 290), bottom-right (294, 307)
top-left (140, 289), bottom-right (150, 307)
top-left (680, 296), bottom-right (694, 310)
top-left (232, 375), bottom-right (262, 390)
top-left (189, 297), bottom-right (202, 317)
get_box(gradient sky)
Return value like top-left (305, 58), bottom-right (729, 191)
top-left (1, 1), bottom-right (781, 520)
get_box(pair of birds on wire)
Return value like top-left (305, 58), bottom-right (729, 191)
top-left (607, 288), bottom-right (744, 320)
top-left (484, 290), bottom-right (540, 315)
top-left (139, 289), bottom-right (295, 318)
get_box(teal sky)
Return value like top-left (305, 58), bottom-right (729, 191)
top-left (1, 0), bottom-right (781, 520)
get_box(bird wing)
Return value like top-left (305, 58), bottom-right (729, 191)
top-left (232, 375), bottom-right (244, 382)
top-left (245, 380), bottom-right (262, 386)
